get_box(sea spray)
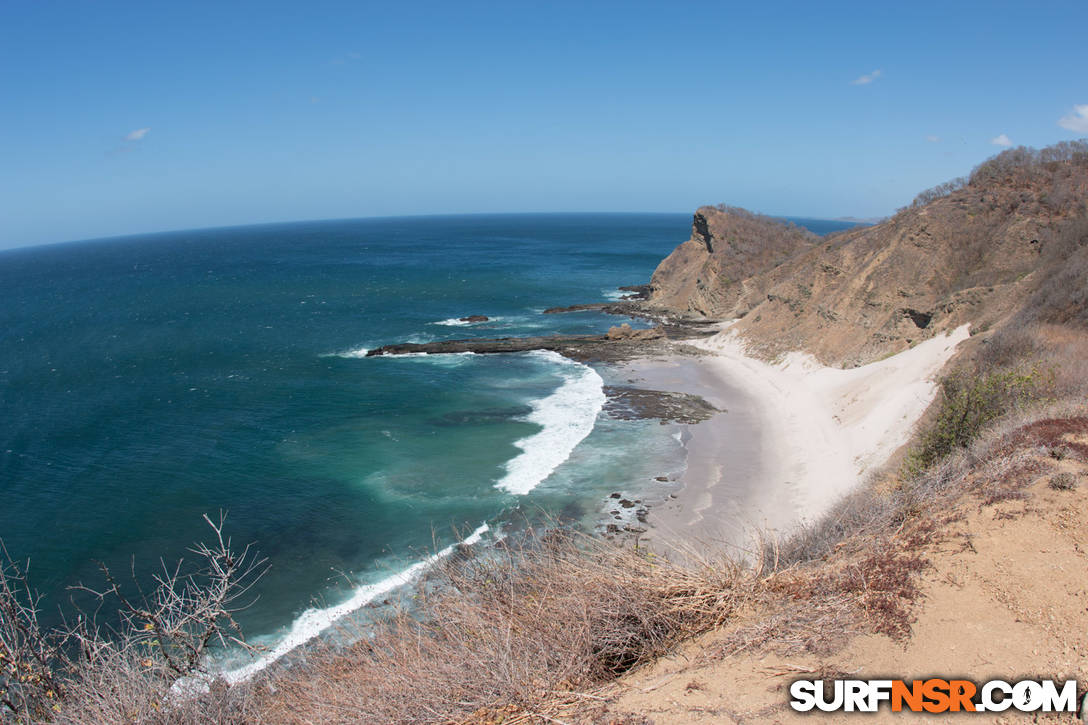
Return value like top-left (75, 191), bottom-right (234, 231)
top-left (495, 351), bottom-right (606, 495)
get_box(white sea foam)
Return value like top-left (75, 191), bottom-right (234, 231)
top-left (376, 351), bottom-right (476, 361)
top-left (221, 523), bottom-right (489, 684)
top-left (331, 336), bottom-right (464, 361)
top-left (494, 351), bottom-right (606, 496)
top-left (431, 316), bottom-right (504, 327)
top-left (601, 288), bottom-right (629, 301)
top-left (397, 351), bottom-right (476, 366)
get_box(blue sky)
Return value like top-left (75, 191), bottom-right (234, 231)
top-left (2, 1), bottom-right (1087, 249)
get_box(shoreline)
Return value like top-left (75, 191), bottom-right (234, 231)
top-left (608, 354), bottom-right (780, 554)
top-left (613, 324), bottom-right (972, 555)
top-left (216, 320), bottom-right (971, 682)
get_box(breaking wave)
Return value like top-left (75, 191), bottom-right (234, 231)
top-left (222, 523), bottom-right (490, 683)
top-left (494, 351), bottom-right (606, 495)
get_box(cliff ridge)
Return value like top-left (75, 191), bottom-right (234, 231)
top-left (648, 142), bottom-right (1088, 366)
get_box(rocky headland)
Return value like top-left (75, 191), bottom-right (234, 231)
top-left (645, 144), bottom-right (1088, 367)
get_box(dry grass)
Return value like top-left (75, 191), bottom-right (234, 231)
top-left (251, 529), bottom-right (762, 724)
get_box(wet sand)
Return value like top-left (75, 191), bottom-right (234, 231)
top-left (609, 356), bottom-right (801, 558)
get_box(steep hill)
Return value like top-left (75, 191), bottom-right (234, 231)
top-left (648, 207), bottom-right (819, 315)
top-left (648, 142), bottom-right (1088, 366)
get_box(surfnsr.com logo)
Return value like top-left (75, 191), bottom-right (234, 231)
top-left (789, 678), bottom-right (1082, 714)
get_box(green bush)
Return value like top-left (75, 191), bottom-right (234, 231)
top-left (904, 367), bottom-right (1050, 476)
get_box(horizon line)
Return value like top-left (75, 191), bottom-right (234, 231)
top-left (0, 209), bottom-right (870, 254)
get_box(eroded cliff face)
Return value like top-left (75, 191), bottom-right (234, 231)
top-left (648, 151), bottom-right (1088, 366)
top-left (648, 207), bottom-right (818, 316)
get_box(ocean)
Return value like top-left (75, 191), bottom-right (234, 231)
top-left (0, 212), bottom-right (854, 676)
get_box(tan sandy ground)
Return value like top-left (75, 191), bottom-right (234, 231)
top-left (589, 455), bottom-right (1088, 724)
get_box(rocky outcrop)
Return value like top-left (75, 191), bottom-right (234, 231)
top-left (647, 145), bottom-right (1088, 366)
top-left (617, 284), bottom-right (651, 300)
top-left (602, 386), bottom-right (719, 424)
top-left (365, 328), bottom-right (703, 363)
top-left (606, 324), bottom-right (663, 340)
top-left (648, 207), bottom-right (819, 317)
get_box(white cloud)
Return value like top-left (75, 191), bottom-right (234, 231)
top-left (850, 69), bottom-right (882, 85)
top-left (1058, 104), bottom-right (1088, 133)
top-left (990, 133), bottom-right (1012, 147)
top-left (124, 127), bottom-right (151, 141)
top-left (926, 135), bottom-right (941, 143)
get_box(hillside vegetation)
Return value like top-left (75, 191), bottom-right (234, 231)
top-left (650, 141), bottom-right (1088, 367)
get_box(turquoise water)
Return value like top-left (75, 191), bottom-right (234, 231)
top-left (0, 213), bottom-right (854, 674)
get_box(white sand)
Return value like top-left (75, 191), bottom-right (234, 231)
top-left (630, 324), bottom-right (971, 552)
top-left (699, 324), bottom-right (971, 523)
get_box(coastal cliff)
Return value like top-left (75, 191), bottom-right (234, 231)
top-left (648, 143), bottom-right (1088, 366)
top-left (648, 207), bottom-right (818, 317)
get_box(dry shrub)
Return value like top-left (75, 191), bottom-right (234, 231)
top-left (255, 529), bottom-right (759, 724)
top-left (772, 535), bottom-right (930, 643)
top-left (1, 515), bottom-right (266, 725)
top-left (983, 323), bottom-right (1088, 399)
top-left (1049, 472), bottom-right (1078, 491)
top-left (968, 141), bottom-right (1088, 189)
top-left (769, 451), bottom-right (969, 572)
top-left (835, 546), bottom-right (928, 639)
top-left (0, 545), bottom-right (67, 723)
top-left (1048, 445), bottom-right (1072, 461)
top-left (47, 648), bottom-right (257, 725)
top-left (1026, 223), bottom-right (1088, 329)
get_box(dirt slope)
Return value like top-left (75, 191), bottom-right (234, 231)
top-left (581, 420), bottom-right (1088, 723)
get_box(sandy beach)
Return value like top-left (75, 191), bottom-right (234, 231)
top-left (617, 324), bottom-right (972, 555)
